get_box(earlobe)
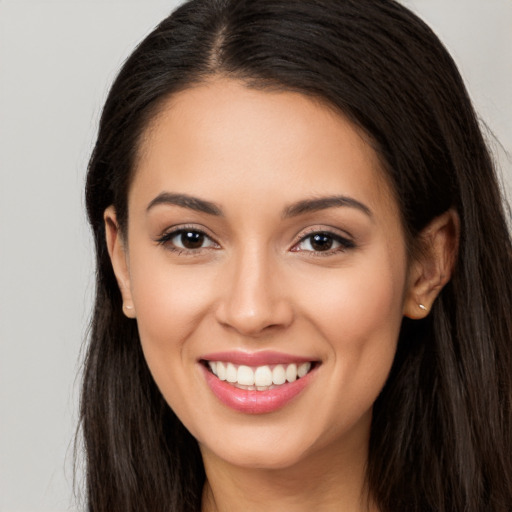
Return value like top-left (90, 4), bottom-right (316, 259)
top-left (403, 209), bottom-right (459, 319)
top-left (104, 206), bottom-right (136, 319)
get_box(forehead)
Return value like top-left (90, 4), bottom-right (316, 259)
top-left (131, 79), bottom-right (397, 218)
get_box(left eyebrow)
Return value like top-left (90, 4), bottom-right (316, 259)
top-left (146, 192), bottom-right (223, 216)
top-left (282, 195), bottom-right (373, 219)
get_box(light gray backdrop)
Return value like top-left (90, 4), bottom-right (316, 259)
top-left (0, 1), bottom-right (510, 511)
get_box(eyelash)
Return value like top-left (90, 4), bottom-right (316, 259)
top-left (156, 226), bottom-right (356, 256)
top-left (291, 229), bottom-right (355, 256)
top-left (156, 226), bottom-right (219, 254)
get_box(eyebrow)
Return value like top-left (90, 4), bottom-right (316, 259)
top-left (146, 192), bottom-right (223, 216)
top-left (282, 195), bottom-right (372, 218)
top-left (146, 192), bottom-right (372, 219)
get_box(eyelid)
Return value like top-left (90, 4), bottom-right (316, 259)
top-left (155, 222), bottom-right (216, 238)
top-left (154, 224), bottom-right (356, 255)
top-left (292, 225), bottom-right (354, 244)
top-left (155, 224), bottom-right (220, 251)
top-left (290, 226), bottom-right (356, 254)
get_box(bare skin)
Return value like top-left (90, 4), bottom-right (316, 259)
top-left (105, 79), bottom-right (458, 512)
top-left (200, 417), bottom-right (373, 512)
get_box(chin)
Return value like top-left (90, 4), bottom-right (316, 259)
top-left (194, 409), bottom-right (369, 473)
top-left (200, 435), bottom-right (314, 471)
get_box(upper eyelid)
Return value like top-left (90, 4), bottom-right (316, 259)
top-left (157, 224), bottom-right (217, 240)
top-left (155, 227), bottom-right (218, 251)
top-left (293, 225), bottom-right (354, 243)
top-left (295, 233), bottom-right (354, 248)
top-left (155, 224), bottom-right (355, 249)
top-left (291, 225), bottom-right (357, 251)
top-left (156, 227), bottom-right (221, 254)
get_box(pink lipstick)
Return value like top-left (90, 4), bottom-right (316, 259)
top-left (200, 351), bottom-right (318, 414)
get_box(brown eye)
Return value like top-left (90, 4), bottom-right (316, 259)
top-left (157, 228), bottom-right (218, 252)
top-left (294, 231), bottom-right (355, 253)
top-left (310, 233), bottom-right (334, 251)
top-left (180, 231), bottom-right (205, 249)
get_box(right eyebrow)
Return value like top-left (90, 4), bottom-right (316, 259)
top-left (282, 195), bottom-right (373, 219)
top-left (146, 192), bottom-right (223, 216)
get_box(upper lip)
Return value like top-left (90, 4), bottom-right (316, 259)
top-left (199, 350), bottom-right (317, 366)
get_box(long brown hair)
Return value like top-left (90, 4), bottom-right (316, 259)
top-left (82, 1), bottom-right (512, 510)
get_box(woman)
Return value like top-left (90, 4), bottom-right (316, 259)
top-left (81, 0), bottom-right (512, 510)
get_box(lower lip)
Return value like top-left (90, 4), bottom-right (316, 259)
top-left (201, 364), bottom-right (315, 414)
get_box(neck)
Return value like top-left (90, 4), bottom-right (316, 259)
top-left (200, 430), bottom-right (378, 512)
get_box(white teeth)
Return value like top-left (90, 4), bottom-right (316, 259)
top-left (286, 363), bottom-right (297, 383)
top-left (237, 365), bottom-right (255, 386)
top-left (226, 363), bottom-right (237, 383)
top-left (235, 384), bottom-right (256, 390)
top-left (254, 366), bottom-right (273, 387)
top-left (272, 365), bottom-right (286, 385)
top-left (216, 361), bottom-right (226, 381)
top-left (207, 360), bottom-right (314, 388)
top-left (298, 362), bottom-right (311, 378)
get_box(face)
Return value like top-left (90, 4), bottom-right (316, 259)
top-left (108, 79), bottom-right (414, 471)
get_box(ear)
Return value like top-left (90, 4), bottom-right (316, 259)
top-left (104, 206), bottom-right (136, 318)
top-left (403, 209), bottom-right (460, 319)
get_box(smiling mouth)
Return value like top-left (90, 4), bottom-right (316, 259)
top-left (202, 360), bottom-right (316, 391)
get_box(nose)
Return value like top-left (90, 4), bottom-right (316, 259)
top-left (214, 247), bottom-right (294, 337)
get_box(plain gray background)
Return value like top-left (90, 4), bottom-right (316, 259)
top-left (0, 1), bottom-right (510, 511)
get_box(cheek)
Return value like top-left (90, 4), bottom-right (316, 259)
top-left (127, 248), bottom-right (216, 361)
top-left (302, 254), bottom-right (405, 341)
top-left (126, 255), bottom-right (217, 421)
top-left (295, 244), bottom-right (407, 397)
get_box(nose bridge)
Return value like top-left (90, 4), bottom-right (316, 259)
top-left (216, 242), bottom-right (292, 335)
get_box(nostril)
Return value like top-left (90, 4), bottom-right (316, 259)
top-left (215, 300), bottom-right (294, 337)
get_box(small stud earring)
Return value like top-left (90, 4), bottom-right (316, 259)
top-left (418, 304), bottom-right (427, 311)
top-left (124, 304), bottom-right (133, 310)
